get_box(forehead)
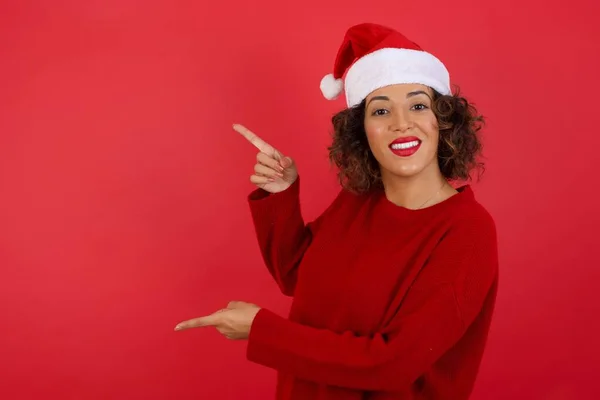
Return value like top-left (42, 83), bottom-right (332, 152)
top-left (366, 83), bottom-right (433, 100)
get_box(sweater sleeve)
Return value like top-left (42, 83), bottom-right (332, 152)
top-left (246, 210), bottom-right (499, 391)
top-left (247, 176), bottom-right (324, 296)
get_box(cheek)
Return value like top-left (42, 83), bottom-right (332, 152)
top-left (420, 116), bottom-right (440, 143)
top-left (364, 120), bottom-right (388, 147)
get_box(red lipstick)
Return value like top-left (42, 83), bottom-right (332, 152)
top-left (389, 136), bottom-right (421, 157)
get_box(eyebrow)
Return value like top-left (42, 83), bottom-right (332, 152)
top-left (407, 90), bottom-right (432, 99)
top-left (366, 90), bottom-right (432, 106)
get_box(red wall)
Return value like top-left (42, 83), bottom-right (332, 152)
top-left (1, 1), bottom-right (598, 399)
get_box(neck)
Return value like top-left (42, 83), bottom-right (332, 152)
top-left (381, 165), bottom-right (454, 210)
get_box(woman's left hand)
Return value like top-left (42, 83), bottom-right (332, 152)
top-left (174, 301), bottom-right (261, 340)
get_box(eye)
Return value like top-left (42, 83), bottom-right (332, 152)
top-left (411, 103), bottom-right (429, 111)
top-left (371, 108), bottom-right (388, 116)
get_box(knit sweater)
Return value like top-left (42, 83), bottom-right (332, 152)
top-left (245, 177), bottom-right (499, 399)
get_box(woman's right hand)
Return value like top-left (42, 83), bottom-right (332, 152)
top-left (233, 123), bottom-right (298, 194)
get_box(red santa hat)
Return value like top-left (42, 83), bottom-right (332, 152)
top-left (320, 23), bottom-right (451, 107)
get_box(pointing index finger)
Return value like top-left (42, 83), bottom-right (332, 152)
top-left (233, 123), bottom-right (279, 158)
top-left (174, 313), bottom-right (220, 331)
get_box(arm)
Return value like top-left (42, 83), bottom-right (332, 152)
top-left (248, 176), bottom-right (324, 296)
top-left (246, 211), bottom-right (499, 391)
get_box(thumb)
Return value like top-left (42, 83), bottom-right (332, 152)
top-left (280, 156), bottom-right (294, 169)
top-left (228, 300), bottom-right (256, 309)
top-left (227, 301), bottom-right (245, 309)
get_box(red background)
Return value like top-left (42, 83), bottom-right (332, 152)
top-left (1, 1), bottom-right (599, 399)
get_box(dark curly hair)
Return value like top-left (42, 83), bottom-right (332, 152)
top-left (327, 87), bottom-right (486, 194)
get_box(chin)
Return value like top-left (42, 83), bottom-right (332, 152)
top-left (380, 153), bottom-right (437, 180)
top-left (389, 165), bottom-right (426, 178)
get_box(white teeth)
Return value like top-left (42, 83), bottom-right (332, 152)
top-left (391, 140), bottom-right (420, 150)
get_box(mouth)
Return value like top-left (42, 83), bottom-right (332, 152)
top-left (389, 137), bottom-right (422, 157)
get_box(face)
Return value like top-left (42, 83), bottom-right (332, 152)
top-left (363, 83), bottom-right (440, 181)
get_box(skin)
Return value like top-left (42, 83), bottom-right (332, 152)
top-left (364, 83), bottom-right (457, 209)
top-left (174, 84), bottom-right (458, 338)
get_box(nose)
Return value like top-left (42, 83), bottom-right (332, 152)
top-left (390, 108), bottom-right (412, 132)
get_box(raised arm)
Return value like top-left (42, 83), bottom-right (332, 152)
top-left (234, 123), bottom-right (309, 296)
top-left (247, 177), bottom-right (319, 296)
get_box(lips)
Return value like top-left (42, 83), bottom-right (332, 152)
top-left (389, 136), bottom-right (422, 157)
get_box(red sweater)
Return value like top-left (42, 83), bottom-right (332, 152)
top-left (245, 177), bottom-right (499, 399)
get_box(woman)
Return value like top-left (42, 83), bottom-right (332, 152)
top-left (175, 22), bottom-right (499, 400)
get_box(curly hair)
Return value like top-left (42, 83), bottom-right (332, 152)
top-left (327, 87), bottom-right (486, 194)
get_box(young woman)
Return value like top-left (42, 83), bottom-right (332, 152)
top-left (176, 22), bottom-right (499, 400)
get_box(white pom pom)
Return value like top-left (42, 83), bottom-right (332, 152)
top-left (320, 73), bottom-right (344, 100)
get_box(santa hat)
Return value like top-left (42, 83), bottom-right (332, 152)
top-left (320, 23), bottom-right (451, 107)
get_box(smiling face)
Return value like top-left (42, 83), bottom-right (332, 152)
top-left (363, 83), bottom-right (440, 182)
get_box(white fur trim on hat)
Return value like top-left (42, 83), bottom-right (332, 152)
top-left (344, 48), bottom-right (451, 107)
top-left (320, 73), bottom-right (344, 100)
